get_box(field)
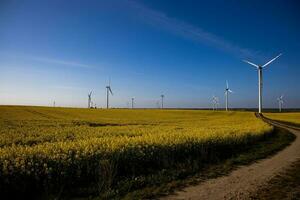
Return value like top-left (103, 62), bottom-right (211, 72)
top-left (0, 106), bottom-right (273, 198)
top-left (265, 113), bottom-right (300, 127)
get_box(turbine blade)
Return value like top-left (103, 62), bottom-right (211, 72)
top-left (109, 87), bottom-right (113, 95)
top-left (226, 80), bottom-right (229, 89)
top-left (262, 53), bottom-right (282, 68)
top-left (228, 89), bottom-right (233, 93)
top-left (243, 60), bottom-right (259, 68)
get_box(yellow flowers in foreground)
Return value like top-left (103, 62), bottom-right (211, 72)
top-left (0, 106), bottom-right (272, 194)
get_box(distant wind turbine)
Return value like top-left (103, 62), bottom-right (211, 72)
top-left (277, 95), bottom-right (284, 112)
top-left (161, 94), bottom-right (164, 109)
top-left (212, 96), bottom-right (219, 110)
top-left (243, 53), bottom-right (282, 113)
top-left (131, 97), bottom-right (135, 109)
top-left (53, 101), bottom-right (55, 107)
top-left (106, 79), bottom-right (113, 109)
top-left (225, 81), bottom-right (233, 111)
top-left (88, 91), bottom-right (92, 108)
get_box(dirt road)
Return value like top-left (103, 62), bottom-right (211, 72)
top-left (161, 115), bottom-right (300, 200)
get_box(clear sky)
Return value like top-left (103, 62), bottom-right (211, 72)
top-left (1, 0), bottom-right (299, 108)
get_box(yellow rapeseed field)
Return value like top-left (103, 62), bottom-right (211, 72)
top-left (0, 106), bottom-right (272, 195)
top-left (265, 112), bottom-right (300, 126)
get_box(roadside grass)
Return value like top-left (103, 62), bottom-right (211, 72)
top-left (251, 159), bottom-right (300, 200)
top-left (89, 127), bottom-right (295, 200)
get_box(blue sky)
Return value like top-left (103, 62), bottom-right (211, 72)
top-left (0, 0), bottom-right (299, 108)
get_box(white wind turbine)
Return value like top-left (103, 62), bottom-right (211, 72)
top-left (88, 91), bottom-right (92, 108)
top-left (243, 53), bottom-right (282, 113)
top-left (131, 97), bottom-right (135, 109)
top-left (212, 96), bottom-right (219, 110)
top-left (277, 95), bottom-right (284, 112)
top-left (161, 94), bottom-right (165, 109)
top-left (225, 81), bottom-right (233, 111)
top-left (106, 79), bottom-right (113, 109)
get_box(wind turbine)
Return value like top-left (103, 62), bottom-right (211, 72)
top-left (225, 81), bottom-right (233, 111)
top-left (88, 91), bottom-right (92, 108)
top-left (106, 79), bottom-right (113, 109)
top-left (53, 101), bottom-right (55, 107)
top-left (131, 97), bottom-right (135, 109)
top-left (212, 96), bottom-right (219, 110)
top-left (277, 95), bottom-right (284, 112)
top-left (243, 53), bottom-right (282, 113)
top-left (161, 94), bottom-right (164, 109)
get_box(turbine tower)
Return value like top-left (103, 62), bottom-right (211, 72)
top-left (225, 81), bottom-right (233, 111)
top-left (106, 79), bottom-right (113, 109)
top-left (161, 94), bottom-right (164, 109)
top-left (131, 97), bottom-right (135, 109)
top-left (277, 95), bottom-right (284, 112)
top-left (88, 91), bottom-right (92, 108)
top-left (243, 53), bottom-right (282, 113)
